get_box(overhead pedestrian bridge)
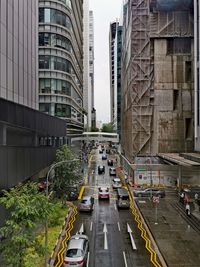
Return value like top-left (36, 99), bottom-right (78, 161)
top-left (71, 132), bottom-right (119, 143)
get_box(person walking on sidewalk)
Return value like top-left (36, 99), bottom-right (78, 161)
top-left (185, 202), bottom-right (191, 217)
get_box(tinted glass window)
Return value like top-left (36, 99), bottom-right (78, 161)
top-left (66, 249), bottom-right (83, 257)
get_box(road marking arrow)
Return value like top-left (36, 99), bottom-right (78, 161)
top-left (103, 223), bottom-right (108, 250)
top-left (79, 223), bottom-right (84, 234)
top-left (90, 222), bottom-right (93, 231)
top-left (127, 223), bottom-right (137, 250)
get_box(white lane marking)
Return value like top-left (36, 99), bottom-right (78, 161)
top-left (90, 222), bottom-right (93, 231)
top-left (114, 203), bottom-right (117, 210)
top-left (79, 223), bottom-right (84, 234)
top-left (117, 222), bottom-right (121, 231)
top-left (87, 252), bottom-right (90, 267)
top-left (127, 223), bottom-right (137, 250)
top-left (103, 223), bottom-right (108, 250)
top-left (123, 251), bottom-right (128, 267)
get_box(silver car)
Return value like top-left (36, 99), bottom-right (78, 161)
top-left (64, 234), bottom-right (89, 267)
top-left (112, 178), bottom-right (122, 189)
top-left (133, 188), bottom-right (165, 198)
top-left (79, 196), bottom-right (94, 212)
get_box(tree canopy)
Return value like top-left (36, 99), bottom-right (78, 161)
top-left (101, 123), bottom-right (114, 133)
top-left (0, 182), bottom-right (53, 267)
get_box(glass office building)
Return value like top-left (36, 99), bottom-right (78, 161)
top-left (38, 0), bottom-right (84, 138)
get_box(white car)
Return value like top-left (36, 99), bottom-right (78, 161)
top-left (64, 234), bottom-right (89, 267)
top-left (113, 178), bottom-right (122, 189)
top-left (98, 187), bottom-right (110, 199)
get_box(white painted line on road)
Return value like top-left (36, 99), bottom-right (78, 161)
top-left (103, 223), bottom-right (108, 250)
top-left (127, 223), bottom-right (137, 250)
top-left (79, 223), bottom-right (84, 234)
top-left (114, 203), bottom-right (117, 210)
top-left (117, 222), bottom-right (121, 231)
top-left (87, 252), bottom-right (90, 267)
top-left (90, 222), bottom-right (93, 231)
top-left (123, 251), bottom-right (128, 267)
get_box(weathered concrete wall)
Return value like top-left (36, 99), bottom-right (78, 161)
top-left (154, 39), bottom-right (194, 153)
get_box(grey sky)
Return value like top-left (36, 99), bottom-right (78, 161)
top-left (89, 0), bottom-right (122, 123)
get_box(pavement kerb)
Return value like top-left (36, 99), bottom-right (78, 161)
top-left (49, 203), bottom-right (77, 267)
top-left (128, 185), bottom-right (168, 267)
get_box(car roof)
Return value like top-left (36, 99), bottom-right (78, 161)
top-left (68, 235), bottom-right (88, 250)
top-left (113, 178), bottom-right (120, 181)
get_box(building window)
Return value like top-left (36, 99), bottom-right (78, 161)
top-left (39, 78), bottom-right (72, 95)
top-left (55, 104), bottom-right (71, 117)
top-left (39, 33), bottom-right (72, 52)
top-left (185, 118), bottom-right (192, 139)
top-left (39, 8), bottom-right (72, 29)
top-left (39, 55), bottom-right (71, 73)
top-left (39, 103), bottom-right (51, 114)
top-left (167, 38), bottom-right (191, 55)
top-left (185, 61), bottom-right (192, 82)
top-left (173, 90), bottom-right (179, 110)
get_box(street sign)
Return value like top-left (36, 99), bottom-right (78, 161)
top-left (152, 196), bottom-right (160, 203)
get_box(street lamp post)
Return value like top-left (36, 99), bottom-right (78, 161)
top-left (45, 159), bottom-right (79, 267)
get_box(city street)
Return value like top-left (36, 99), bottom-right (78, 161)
top-left (70, 148), bottom-right (153, 267)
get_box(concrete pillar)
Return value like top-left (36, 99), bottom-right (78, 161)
top-left (0, 123), bottom-right (7, 145)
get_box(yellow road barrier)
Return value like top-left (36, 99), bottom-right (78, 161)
top-left (129, 192), bottom-right (162, 267)
top-left (78, 186), bottom-right (85, 200)
top-left (55, 206), bottom-right (78, 267)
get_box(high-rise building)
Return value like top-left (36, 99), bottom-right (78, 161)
top-left (121, 0), bottom-right (194, 162)
top-left (194, 0), bottom-right (200, 151)
top-left (89, 10), bottom-right (96, 129)
top-left (83, 2), bottom-right (95, 131)
top-left (38, 0), bottom-right (84, 140)
top-left (109, 21), bottom-right (118, 125)
top-left (114, 24), bottom-right (123, 138)
top-left (0, 0), bottom-right (66, 193)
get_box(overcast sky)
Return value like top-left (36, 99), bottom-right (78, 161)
top-left (89, 0), bottom-right (122, 123)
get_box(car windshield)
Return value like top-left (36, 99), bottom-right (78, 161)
top-left (66, 249), bottom-right (83, 258)
top-left (81, 199), bottom-right (89, 204)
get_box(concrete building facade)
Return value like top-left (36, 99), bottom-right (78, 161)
top-left (121, 0), bottom-right (194, 162)
top-left (114, 24), bottom-right (123, 138)
top-left (0, 0), bottom-right (66, 190)
top-left (0, 0), bottom-right (38, 109)
top-left (38, 0), bottom-right (84, 138)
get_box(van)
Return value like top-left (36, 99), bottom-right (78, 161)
top-left (116, 188), bottom-right (130, 209)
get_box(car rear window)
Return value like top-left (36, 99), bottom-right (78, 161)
top-left (121, 196), bottom-right (129, 200)
top-left (66, 249), bottom-right (83, 258)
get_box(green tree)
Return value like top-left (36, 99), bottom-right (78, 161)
top-left (101, 123), bottom-right (114, 133)
top-left (53, 145), bottom-right (80, 198)
top-left (90, 127), bottom-right (99, 132)
top-left (0, 182), bottom-right (53, 267)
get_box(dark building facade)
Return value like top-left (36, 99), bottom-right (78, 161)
top-left (38, 0), bottom-right (84, 139)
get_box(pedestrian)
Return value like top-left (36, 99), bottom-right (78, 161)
top-left (179, 192), bottom-right (185, 204)
top-left (195, 193), bottom-right (199, 202)
top-left (185, 202), bottom-right (191, 216)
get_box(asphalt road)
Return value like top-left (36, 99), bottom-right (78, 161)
top-left (72, 149), bottom-right (153, 267)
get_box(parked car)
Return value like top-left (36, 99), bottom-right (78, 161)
top-left (112, 178), bottom-right (122, 189)
top-left (98, 165), bottom-right (105, 174)
top-left (98, 187), bottom-right (110, 200)
top-left (109, 167), bottom-right (116, 176)
top-left (102, 154), bottom-right (107, 160)
top-left (79, 196), bottom-right (94, 212)
top-left (107, 159), bottom-right (113, 166)
top-left (133, 188), bottom-right (165, 198)
top-left (64, 234), bottom-right (89, 267)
